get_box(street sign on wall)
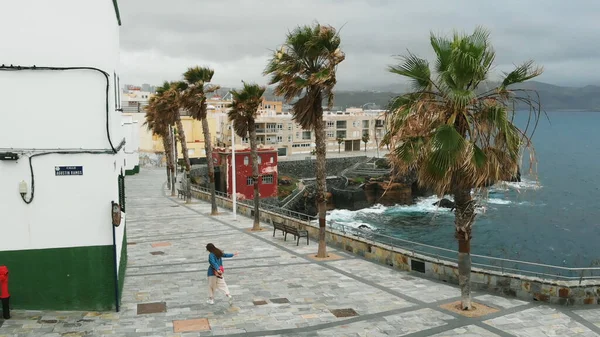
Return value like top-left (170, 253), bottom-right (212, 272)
top-left (55, 166), bottom-right (83, 176)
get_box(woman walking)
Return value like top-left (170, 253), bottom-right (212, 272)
top-left (206, 243), bottom-right (238, 305)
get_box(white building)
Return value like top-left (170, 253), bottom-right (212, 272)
top-left (122, 115), bottom-right (140, 174)
top-left (0, 0), bottom-right (127, 311)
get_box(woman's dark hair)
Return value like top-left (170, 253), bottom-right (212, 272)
top-left (206, 243), bottom-right (223, 258)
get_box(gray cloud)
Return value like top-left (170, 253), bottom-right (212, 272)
top-left (118, 0), bottom-right (600, 90)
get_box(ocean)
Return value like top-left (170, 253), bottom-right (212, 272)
top-left (327, 111), bottom-right (600, 268)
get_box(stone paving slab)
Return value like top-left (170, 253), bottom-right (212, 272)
top-left (576, 309), bottom-right (600, 328)
top-left (326, 258), bottom-right (461, 303)
top-left (484, 306), bottom-right (599, 336)
top-left (430, 324), bottom-right (501, 337)
top-left (2, 169), bottom-right (600, 337)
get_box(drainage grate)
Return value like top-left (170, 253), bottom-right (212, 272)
top-left (270, 298), bottom-right (290, 304)
top-left (253, 300), bottom-right (268, 306)
top-left (150, 251), bottom-right (165, 255)
top-left (410, 259), bottom-right (425, 273)
top-left (39, 319), bottom-right (58, 324)
top-left (127, 242), bottom-right (137, 245)
top-left (330, 308), bottom-right (359, 318)
top-left (137, 302), bottom-right (167, 315)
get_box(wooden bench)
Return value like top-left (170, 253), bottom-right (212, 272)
top-left (284, 224), bottom-right (309, 246)
top-left (272, 221), bottom-right (286, 237)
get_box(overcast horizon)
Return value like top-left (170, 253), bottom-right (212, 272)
top-left (119, 0), bottom-right (600, 91)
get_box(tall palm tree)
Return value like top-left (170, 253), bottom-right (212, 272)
top-left (228, 82), bottom-right (267, 230)
top-left (181, 67), bottom-right (219, 215)
top-left (145, 88), bottom-right (176, 196)
top-left (383, 27), bottom-right (542, 310)
top-left (156, 81), bottom-right (193, 203)
top-left (265, 23), bottom-right (345, 258)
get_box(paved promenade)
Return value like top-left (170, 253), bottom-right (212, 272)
top-left (2, 169), bottom-right (600, 336)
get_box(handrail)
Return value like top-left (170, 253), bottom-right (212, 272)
top-left (188, 184), bottom-right (600, 281)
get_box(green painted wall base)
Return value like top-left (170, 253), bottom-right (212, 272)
top-left (0, 245), bottom-right (116, 311)
top-left (126, 165), bottom-right (140, 176)
top-left (118, 225), bottom-right (128, 305)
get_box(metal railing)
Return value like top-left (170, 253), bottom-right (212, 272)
top-left (190, 184), bottom-right (316, 222)
top-left (326, 222), bottom-right (600, 282)
top-left (188, 184), bottom-right (600, 282)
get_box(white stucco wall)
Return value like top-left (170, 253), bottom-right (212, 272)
top-left (0, 0), bottom-right (125, 252)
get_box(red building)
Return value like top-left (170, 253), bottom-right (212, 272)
top-left (213, 145), bottom-right (278, 200)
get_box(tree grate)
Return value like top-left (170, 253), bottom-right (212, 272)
top-left (137, 302), bottom-right (167, 315)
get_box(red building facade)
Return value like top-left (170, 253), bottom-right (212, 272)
top-left (213, 146), bottom-right (278, 200)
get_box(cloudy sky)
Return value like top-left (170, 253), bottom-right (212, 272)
top-left (118, 0), bottom-right (600, 91)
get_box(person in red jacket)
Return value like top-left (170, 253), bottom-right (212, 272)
top-left (206, 243), bottom-right (238, 305)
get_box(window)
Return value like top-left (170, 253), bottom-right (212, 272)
top-left (288, 135), bottom-right (292, 142)
top-left (241, 137), bottom-right (249, 143)
top-left (117, 76), bottom-right (121, 109)
top-left (113, 72), bottom-right (118, 109)
top-left (302, 131), bottom-right (311, 140)
top-left (246, 177), bottom-right (254, 186)
top-left (375, 120), bottom-right (384, 127)
top-left (270, 156), bottom-right (274, 163)
top-left (353, 121), bottom-right (360, 128)
top-left (277, 136), bottom-right (283, 142)
top-left (326, 131), bottom-right (335, 138)
top-left (353, 131), bottom-right (359, 138)
top-left (336, 121), bottom-right (347, 129)
top-left (326, 121), bottom-right (335, 128)
top-left (296, 132), bottom-right (300, 139)
top-left (336, 130), bottom-right (346, 138)
top-left (288, 123), bottom-right (292, 130)
top-left (277, 124), bottom-right (283, 130)
top-left (118, 173), bottom-right (125, 212)
top-left (244, 156), bottom-right (249, 165)
top-left (263, 175), bottom-right (274, 184)
top-left (363, 120), bottom-right (370, 128)
top-left (362, 129), bottom-right (370, 137)
top-left (257, 156), bottom-right (262, 164)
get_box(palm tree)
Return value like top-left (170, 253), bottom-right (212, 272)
top-left (336, 137), bottom-right (344, 154)
top-left (362, 134), bottom-right (370, 153)
top-left (383, 27), bottom-right (542, 310)
top-left (156, 81), bottom-right (193, 203)
top-left (265, 23), bottom-right (345, 258)
top-left (144, 92), bottom-right (176, 196)
top-left (181, 67), bottom-right (219, 215)
top-left (228, 82), bottom-right (267, 231)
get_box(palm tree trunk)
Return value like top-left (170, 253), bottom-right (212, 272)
top-left (162, 134), bottom-right (172, 191)
top-left (171, 126), bottom-right (177, 194)
top-left (249, 120), bottom-right (260, 230)
top-left (175, 117), bottom-right (192, 203)
top-left (164, 127), bottom-right (176, 197)
top-left (454, 187), bottom-right (476, 310)
top-left (201, 117), bottom-right (218, 215)
top-left (314, 106), bottom-right (328, 258)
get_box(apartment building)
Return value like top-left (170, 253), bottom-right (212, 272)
top-left (221, 108), bottom-right (386, 157)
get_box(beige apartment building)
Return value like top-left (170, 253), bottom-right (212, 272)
top-left (220, 107), bottom-right (386, 157)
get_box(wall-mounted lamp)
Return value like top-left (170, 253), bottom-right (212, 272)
top-left (18, 181), bottom-right (27, 197)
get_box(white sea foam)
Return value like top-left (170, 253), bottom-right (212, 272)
top-left (485, 198), bottom-right (512, 205)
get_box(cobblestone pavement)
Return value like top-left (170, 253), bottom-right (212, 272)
top-left (2, 169), bottom-right (600, 336)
